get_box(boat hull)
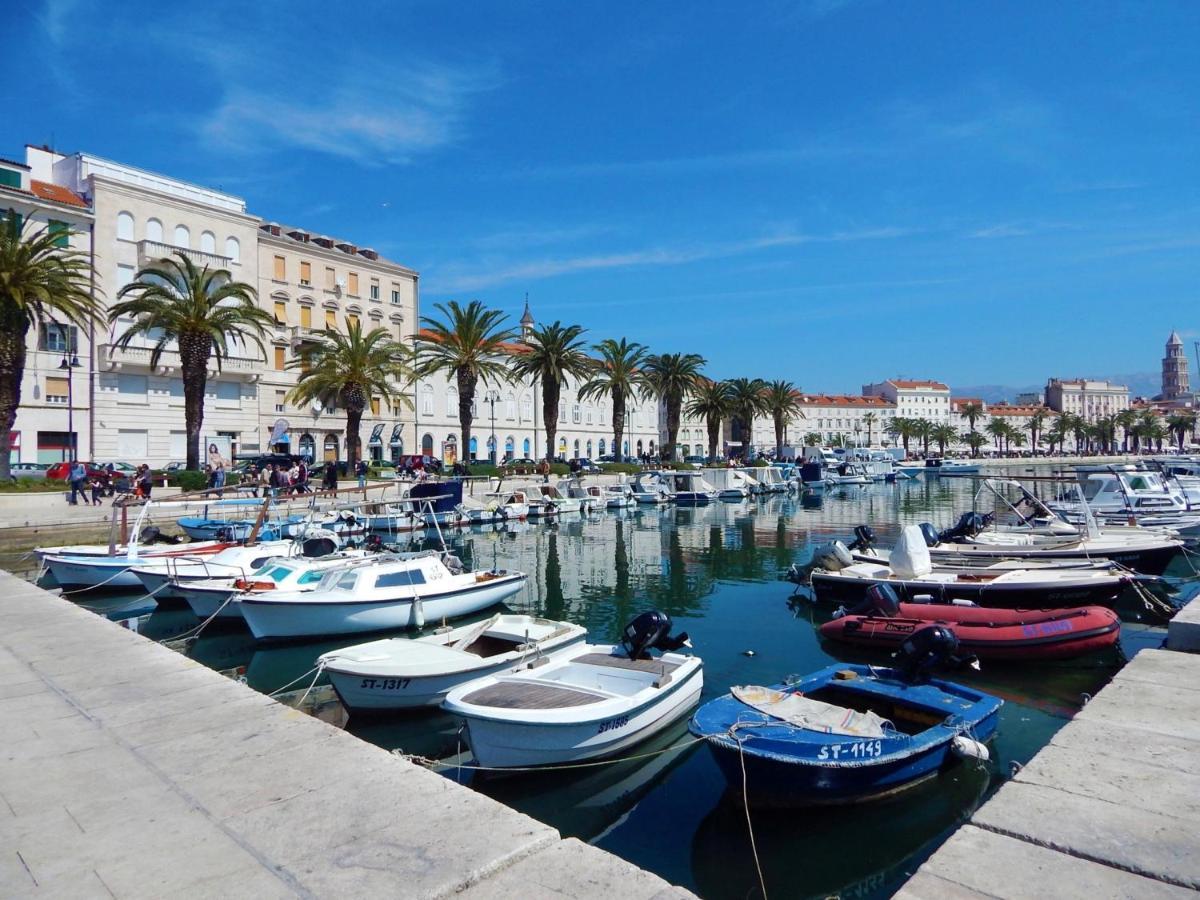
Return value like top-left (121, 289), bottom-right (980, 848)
top-left (177, 584), bottom-right (244, 619)
top-left (934, 543), bottom-right (1177, 576)
top-left (810, 571), bottom-right (1125, 609)
top-left (44, 556), bottom-right (144, 589)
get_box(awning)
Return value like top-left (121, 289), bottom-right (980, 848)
top-left (368, 423), bottom-right (385, 445)
top-left (388, 423), bottom-right (403, 446)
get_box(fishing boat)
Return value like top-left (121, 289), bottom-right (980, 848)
top-left (810, 526), bottom-right (1131, 608)
top-left (820, 585), bottom-right (1121, 660)
top-left (43, 541), bottom-right (238, 590)
top-left (320, 614), bottom-right (588, 712)
top-left (129, 539), bottom-right (300, 599)
top-left (825, 462), bottom-right (872, 486)
top-left (630, 471), bottom-right (673, 504)
top-left (441, 611), bottom-right (702, 769)
top-left (237, 551), bottom-right (527, 640)
top-left (665, 471), bottom-right (718, 504)
top-left (689, 637), bottom-right (1002, 805)
top-left (177, 498), bottom-right (292, 541)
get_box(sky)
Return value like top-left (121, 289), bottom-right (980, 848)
top-left (4, 0), bottom-right (1199, 393)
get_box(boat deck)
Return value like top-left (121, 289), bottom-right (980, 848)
top-left (575, 652), bottom-right (682, 673)
top-left (462, 681), bottom-right (603, 709)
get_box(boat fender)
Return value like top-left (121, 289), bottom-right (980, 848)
top-left (951, 734), bottom-right (990, 762)
top-left (949, 598), bottom-right (977, 607)
top-left (412, 597), bottom-right (425, 629)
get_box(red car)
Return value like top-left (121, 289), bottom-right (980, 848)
top-left (45, 462), bottom-right (108, 481)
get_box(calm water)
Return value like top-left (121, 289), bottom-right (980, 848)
top-left (35, 475), bottom-right (1185, 899)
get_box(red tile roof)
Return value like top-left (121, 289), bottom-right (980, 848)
top-left (799, 394), bottom-right (894, 408)
top-left (889, 379), bottom-right (950, 391)
top-left (414, 327), bottom-right (528, 354)
top-left (987, 404), bottom-right (1057, 417)
top-left (31, 180), bottom-right (88, 208)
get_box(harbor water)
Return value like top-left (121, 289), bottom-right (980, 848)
top-left (18, 473), bottom-right (1184, 899)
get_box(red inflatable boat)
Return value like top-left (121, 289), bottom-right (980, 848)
top-left (820, 603), bottom-right (1121, 661)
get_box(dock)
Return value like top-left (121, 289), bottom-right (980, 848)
top-left (0, 571), bottom-right (693, 898)
top-left (898, 605), bottom-right (1200, 897)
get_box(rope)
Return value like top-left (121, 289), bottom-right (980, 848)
top-left (58, 563), bottom-right (144, 594)
top-left (160, 593), bottom-right (235, 644)
top-left (268, 665), bottom-right (321, 697)
top-left (294, 662), bottom-right (326, 707)
top-left (402, 733), bottom-right (707, 774)
top-left (733, 726), bottom-right (769, 900)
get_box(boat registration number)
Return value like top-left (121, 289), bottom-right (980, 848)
top-left (817, 739), bottom-right (883, 760)
top-left (359, 677), bottom-right (411, 691)
top-left (597, 716), bottom-right (630, 734)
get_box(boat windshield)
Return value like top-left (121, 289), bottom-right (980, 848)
top-left (260, 565), bottom-right (295, 581)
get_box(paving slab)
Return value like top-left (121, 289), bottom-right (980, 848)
top-left (1166, 596), bottom-right (1200, 652)
top-left (1112, 646), bottom-right (1200, 689)
top-left (1048, 716), bottom-right (1200, 777)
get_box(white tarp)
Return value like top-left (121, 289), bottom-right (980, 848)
top-left (732, 685), bottom-right (891, 738)
top-left (891, 524), bottom-right (933, 578)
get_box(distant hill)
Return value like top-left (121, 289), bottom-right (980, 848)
top-left (952, 372), bottom-right (1162, 404)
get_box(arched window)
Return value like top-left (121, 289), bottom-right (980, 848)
top-left (323, 433), bottom-right (339, 462)
top-left (174, 224), bottom-right (190, 249)
top-left (486, 435), bottom-right (496, 462)
top-left (599, 439), bottom-right (607, 457)
top-left (446, 386), bottom-right (458, 417)
top-left (636, 440), bottom-right (644, 455)
top-left (505, 393), bottom-right (516, 420)
top-left (505, 436), bottom-right (515, 460)
top-left (586, 440), bottom-right (593, 457)
top-left (523, 438), bottom-right (531, 457)
top-left (623, 440), bottom-right (630, 457)
top-left (116, 212), bottom-right (134, 241)
top-left (225, 236), bottom-right (240, 263)
top-left (521, 394), bottom-right (532, 421)
top-left (573, 439), bottom-right (580, 458)
top-left (199, 231), bottom-right (215, 254)
top-left (299, 433), bottom-right (315, 460)
top-left (468, 436), bottom-right (478, 458)
top-left (649, 440), bottom-right (656, 454)
top-left (421, 385), bottom-right (433, 416)
top-left (146, 218), bottom-right (163, 243)
top-left (558, 437), bottom-right (568, 454)
top-left (421, 433), bottom-right (434, 455)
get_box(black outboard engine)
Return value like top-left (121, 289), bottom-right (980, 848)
top-left (139, 525), bottom-right (181, 545)
top-left (918, 523), bottom-right (941, 548)
top-left (893, 625), bottom-right (979, 683)
top-left (836, 583), bottom-right (901, 619)
top-left (364, 533), bottom-right (385, 553)
top-left (938, 511), bottom-right (987, 543)
top-left (301, 536), bottom-right (338, 558)
top-left (848, 525), bottom-right (876, 552)
top-left (621, 611), bottom-right (691, 660)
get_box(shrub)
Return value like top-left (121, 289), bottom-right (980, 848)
top-left (0, 477), bottom-right (70, 493)
top-left (599, 463), bottom-right (642, 475)
top-left (170, 470), bottom-right (209, 492)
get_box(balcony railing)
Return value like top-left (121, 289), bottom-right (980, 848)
top-left (98, 342), bottom-right (262, 377)
top-left (137, 240), bottom-right (232, 269)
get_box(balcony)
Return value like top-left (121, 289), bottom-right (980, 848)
top-left (98, 342), bottom-right (262, 381)
top-left (289, 325), bottom-right (327, 349)
top-left (137, 240), bottom-right (232, 270)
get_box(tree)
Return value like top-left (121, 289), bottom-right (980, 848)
top-left (414, 300), bottom-right (514, 471)
top-left (686, 378), bottom-right (733, 461)
top-left (508, 322), bottom-right (593, 462)
top-left (726, 377), bottom-right (768, 457)
top-left (1044, 416), bottom-right (1070, 454)
top-left (931, 423), bottom-right (958, 454)
top-left (913, 418), bottom-right (934, 455)
top-left (961, 431), bottom-right (988, 456)
top-left (1167, 411), bottom-right (1198, 451)
top-left (761, 379), bottom-right (802, 458)
top-left (1135, 410), bottom-right (1165, 454)
top-left (862, 411), bottom-right (877, 447)
top-left (1025, 409), bottom-right (1047, 455)
top-left (888, 417), bottom-right (917, 456)
top-left (110, 251), bottom-right (272, 470)
top-left (642, 352), bottom-right (705, 462)
top-left (1115, 408), bottom-right (1138, 452)
top-left (287, 321), bottom-right (412, 470)
top-left (0, 214), bottom-right (99, 480)
top-left (958, 401), bottom-right (985, 435)
top-left (984, 417), bottom-right (1007, 454)
top-left (578, 338), bottom-right (648, 464)
top-left (1070, 414), bottom-right (1089, 454)
top-left (803, 431), bottom-right (822, 447)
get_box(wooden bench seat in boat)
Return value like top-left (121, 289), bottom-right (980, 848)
top-left (461, 681), bottom-right (604, 709)
top-left (572, 652), bottom-right (682, 674)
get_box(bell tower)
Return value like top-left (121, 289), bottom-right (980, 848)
top-left (1163, 331), bottom-right (1190, 400)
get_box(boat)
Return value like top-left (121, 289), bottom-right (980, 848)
top-left (43, 541), bottom-right (238, 590)
top-left (557, 477), bottom-right (595, 513)
top-left (664, 471), bottom-right (718, 504)
top-left (457, 489), bottom-right (530, 525)
top-left (705, 468), bottom-right (755, 499)
top-left (925, 458), bottom-right (981, 476)
top-left (689, 640), bottom-right (1002, 805)
top-left (236, 551), bottom-right (527, 640)
top-left (129, 539), bottom-right (301, 598)
top-left (1050, 469), bottom-right (1192, 520)
top-left (602, 483), bottom-right (637, 508)
top-left (755, 466), bottom-right (788, 493)
top-left (320, 614), bottom-right (589, 712)
top-left (360, 498), bottom-right (423, 533)
top-left (630, 471), bottom-right (672, 504)
top-left (441, 611), bottom-right (702, 769)
top-left (810, 526), bottom-right (1131, 608)
top-left (825, 462), bottom-right (871, 486)
top-left (535, 482), bottom-right (583, 515)
top-left (820, 585), bottom-right (1121, 660)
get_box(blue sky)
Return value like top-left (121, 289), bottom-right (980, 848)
top-left (4, 1), bottom-right (1199, 392)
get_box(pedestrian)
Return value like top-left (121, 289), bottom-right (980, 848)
top-left (213, 461), bottom-right (226, 498)
top-left (538, 458), bottom-right (551, 483)
top-left (267, 464), bottom-right (280, 500)
top-left (288, 463), bottom-right (300, 496)
top-left (246, 465), bottom-right (259, 497)
top-left (138, 464), bottom-right (153, 500)
top-left (323, 462), bottom-right (338, 492)
top-left (297, 460), bottom-right (309, 494)
top-left (356, 458), bottom-right (368, 489)
top-left (89, 477), bottom-right (103, 506)
top-left (67, 459), bottom-right (88, 505)
top-left (259, 464), bottom-right (272, 498)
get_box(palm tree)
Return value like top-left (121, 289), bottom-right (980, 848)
top-left (578, 338), bottom-right (648, 464)
top-left (110, 251), bottom-right (272, 470)
top-left (761, 380), bottom-right (802, 458)
top-left (958, 401), bottom-right (985, 436)
top-left (803, 431), bottom-right (823, 447)
top-left (1115, 408), bottom-right (1138, 452)
top-left (1136, 411), bottom-right (1166, 453)
top-left (984, 417), bottom-right (1007, 454)
top-left (1167, 411), bottom-right (1198, 451)
top-left (642, 352), bottom-right (705, 462)
top-left (914, 418), bottom-right (934, 456)
top-left (726, 377), bottom-right (767, 458)
top-left (287, 321), bottom-right (412, 469)
top-left (1025, 409), bottom-right (1047, 455)
top-left (1070, 414), bottom-right (1089, 454)
top-left (1092, 415), bottom-right (1117, 454)
top-left (961, 431), bottom-right (988, 457)
top-left (508, 322), bottom-right (593, 462)
top-left (1044, 416), bottom-right (1070, 454)
top-left (888, 417), bottom-right (917, 456)
top-left (0, 215), bottom-right (98, 480)
top-left (686, 378), bottom-right (733, 461)
top-left (931, 423), bottom-right (958, 455)
top-left (862, 411), bottom-right (877, 447)
top-left (414, 300), bottom-right (514, 470)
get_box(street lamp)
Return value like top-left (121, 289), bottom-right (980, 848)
top-left (59, 345), bottom-right (81, 461)
top-left (483, 389), bottom-right (500, 464)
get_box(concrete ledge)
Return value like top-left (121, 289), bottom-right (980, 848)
top-left (1167, 597), bottom-right (1200, 652)
top-left (0, 571), bottom-right (695, 898)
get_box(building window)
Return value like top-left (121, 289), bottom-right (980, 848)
top-left (273, 255), bottom-right (286, 280)
top-left (391, 288), bottom-right (401, 305)
top-left (174, 225), bottom-right (190, 249)
top-left (505, 393), bottom-right (516, 420)
top-left (274, 300), bottom-right (286, 324)
top-left (225, 236), bottom-right (240, 263)
top-left (300, 305), bottom-right (312, 329)
top-left (275, 390), bottom-right (286, 413)
top-left (572, 404), bottom-right (581, 424)
top-left (116, 212), bottom-right (134, 241)
top-left (145, 218), bottom-right (163, 243)
top-left (39, 323), bottom-right (77, 353)
top-left (200, 231), bottom-right (216, 254)
top-left (421, 387), bottom-right (433, 416)
top-left (300, 261), bottom-right (311, 285)
top-left (521, 395), bottom-right (532, 421)
top-left (325, 266), bottom-right (336, 289)
top-left (325, 309), bottom-right (337, 329)
top-left (274, 346), bottom-right (286, 370)
top-left (347, 272), bottom-right (359, 295)
top-left (447, 387), bottom-right (459, 416)
top-left (347, 312), bottom-right (360, 330)
top-left (585, 404), bottom-right (593, 425)
top-left (116, 373), bottom-right (148, 404)
top-left (0, 169), bottom-right (19, 189)
top-left (45, 376), bottom-right (69, 404)
top-left (371, 397), bottom-right (381, 416)
top-left (559, 402), bottom-right (566, 423)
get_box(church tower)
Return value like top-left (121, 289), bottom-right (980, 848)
top-left (1162, 330), bottom-right (1190, 400)
top-left (520, 294), bottom-right (535, 341)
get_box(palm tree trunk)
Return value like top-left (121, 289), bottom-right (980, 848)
top-left (774, 412), bottom-right (784, 457)
top-left (542, 375), bottom-right (559, 462)
top-left (612, 390), bottom-right (625, 461)
top-left (178, 332), bottom-right (212, 470)
top-left (457, 368), bottom-right (477, 467)
top-left (707, 417), bottom-right (720, 461)
top-left (345, 406), bottom-right (363, 469)
top-left (0, 315), bottom-right (29, 480)
top-left (665, 396), bottom-right (681, 462)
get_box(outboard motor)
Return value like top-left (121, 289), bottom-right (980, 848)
top-left (301, 536), bottom-right (338, 558)
top-left (939, 511), bottom-right (987, 543)
top-left (364, 533), bottom-right (385, 553)
top-left (848, 525), bottom-right (876, 552)
top-left (893, 625), bottom-right (979, 683)
top-left (918, 523), bottom-right (941, 548)
top-left (442, 552), bottom-right (465, 575)
top-left (621, 611), bottom-right (691, 660)
top-left (814, 541), bottom-right (854, 572)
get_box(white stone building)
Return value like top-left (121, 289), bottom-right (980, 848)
top-left (1045, 378), bottom-right (1130, 423)
top-left (863, 379), bottom-right (953, 425)
top-left (797, 394), bottom-right (896, 447)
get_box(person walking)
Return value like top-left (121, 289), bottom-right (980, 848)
top-left (67, 460), bottom-right (89, 505)
top-left (323, 462), bottom-right (339, 492)
top-left (355, 458), bottom-right (369, 490)
top-left (138, 464), bottom-right (154, 500)
top-left (213, 461), bottom-right (226, 498)
top-left (538, 458), bottom-right (551, 483)
top-left (89, 476), bottom-right (103, 506)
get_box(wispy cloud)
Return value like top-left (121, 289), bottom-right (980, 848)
top-left (431, 226), bottom-right (913, 292)
top-left (969, 223), bottom-right (1032, 239)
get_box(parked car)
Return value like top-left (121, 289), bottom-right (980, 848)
top-left (10, 462), bottom-right (49, 479)
top-left (45, 461), bottom-right (109, 481)
top-left (95, 461), bottom-right (138, 474)
top-left (572, 458), bottom-right (601, 474)
top-left (683, 455), bottom-right (706, 469)
top-left (162, 460), bottom-right (188, 472)
top-left (394, 454), bottom-right (443, 474)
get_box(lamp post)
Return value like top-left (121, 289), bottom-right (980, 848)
top-left (484, 389), bottom-right (500, 464)
top-left (59, 342), bottom-right (81, 461)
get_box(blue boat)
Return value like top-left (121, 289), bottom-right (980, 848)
top-left (689, 663), bottom-right (1002, 805)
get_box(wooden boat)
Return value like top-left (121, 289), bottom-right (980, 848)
top-left (320, 614), bottom-right (588, 711)
top-left (441, 612), bottom-right (701, 768)
top-left (689, 661), bottom-right (1002, 805)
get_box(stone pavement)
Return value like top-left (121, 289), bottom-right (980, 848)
top-left (0, 571), bottom-right (693, 899)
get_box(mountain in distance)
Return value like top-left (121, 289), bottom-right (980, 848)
top-left (952, 372), bottom-right (1161, 404)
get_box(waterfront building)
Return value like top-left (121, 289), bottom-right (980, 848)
top-left (0, 153), bottom-right (94, 463)
top-left (1044, 378), bottom-right (1129, 422)
top-left (797, 394), bottom-right (895, 448)
top-left (862, 379), bottom-right (952, 425)
top-left (981, 403), bottom-right (1059, 448)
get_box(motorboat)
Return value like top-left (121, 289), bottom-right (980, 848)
top-left (441, 611), bottom-right (701, 768)
top-left (43, 540), bottom-right (238, 590)
top-left (705, 468), bottom-right (753, 500)
top-left (556, 477), bottom-right (595, 513)
top-left (456, 489), bottom-right (530, 525)
top-left (236, 551), bottom-right (527, 640)
top-left (755, 467), bottom-right (788, 493)
top-left (1050, 469), bottom-right (1191, 520)
top-left (536, 482), bottom-right (583, 515)
top-left (320, 614), bottom-right (588, 712)
top-left (820, 589), bottom-right (1121, 661)
top-left (809, 527), bottom-right (1131, 608)
top-left (664, 471), bottom-right (718, 504)
top-left (129, 539), bottom-right (300, 599)
top-left (925, 458), bottom-right (981, 476)
top-left (689, 656), bottom-right (1001, 805)
top-left (630, 471), bottom-right (673, 504)
top-left (602, 483), bottom-right (637, 508)
top-left (825, 462), bottom-right (871, 486)
top-left (360, 498), bottom-right (423, 533)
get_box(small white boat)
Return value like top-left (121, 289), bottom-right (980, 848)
top-left (630, 472), bottom-right (672, 504)
top-left (926, 458), bottom-right (981, 476)
top-left (557, 477), bottom-right (595, 513)
top-left (536, 483), bottom-right (583, 515)
top-left (320, 614), bottom-right (588, 712)
top-left (603, 483), bottom-right (637, 508)
top-left (43, 541), bottom-right (238, 590)
top-left (129, 540), bottom-right (299, 598)
top-left (442, 612), bottom-right (702, 769)
top-left (237, 552), bottom-right (527, 640)
top-left (457, 489), bottom-right (530, 525)
top-left (665, 471), bottom-right (718, 504)
top-left (755, 466), bottom-right (788, 493)
top-left (825, 462), bottom-right (872, 485)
